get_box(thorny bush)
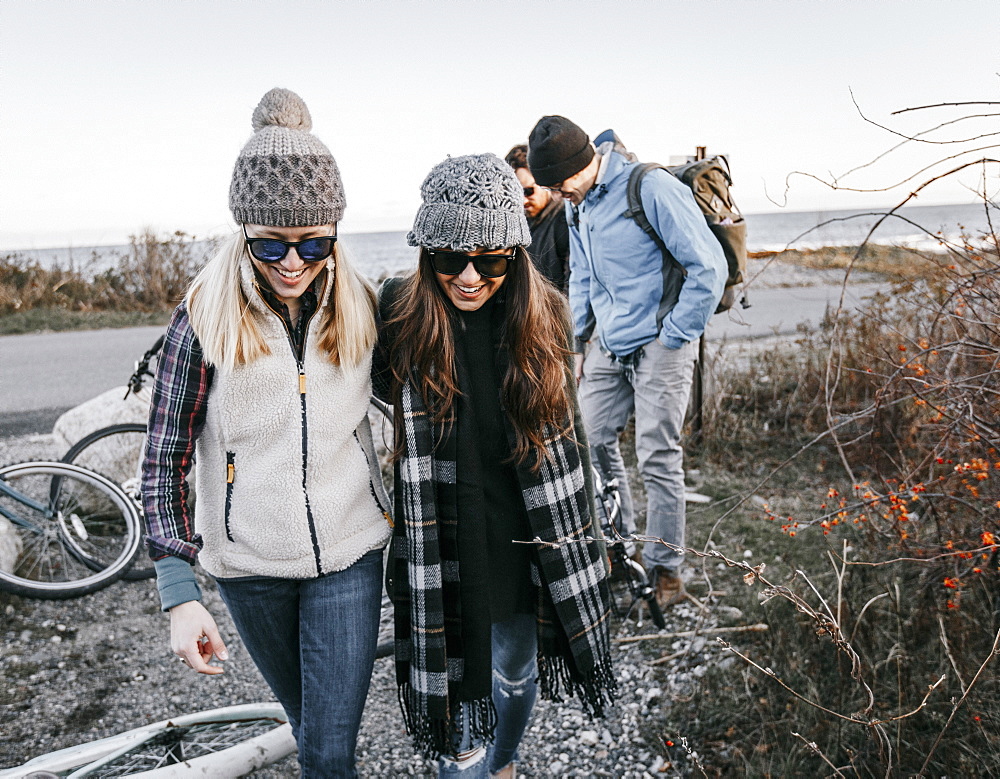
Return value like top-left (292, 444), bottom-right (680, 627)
top-left (686, 189), bottom-right (1000, 770)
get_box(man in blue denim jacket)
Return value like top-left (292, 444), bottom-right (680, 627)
top-left (528, 115), bottom-right (727, 608)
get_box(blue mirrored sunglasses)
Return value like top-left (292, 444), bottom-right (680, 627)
top-left (242, 225), bottom-right (337, 263)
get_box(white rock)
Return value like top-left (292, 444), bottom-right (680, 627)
top-left (715, 605), bottom-right (744, 621)
top-left (579, 730), bottom-right (599, 746)
top-left (549, 761), bottom-right (565, 774)
top-left (53, 386), bottom-right (151, 452)
top-left (0, 517), bottom-right (22, 575)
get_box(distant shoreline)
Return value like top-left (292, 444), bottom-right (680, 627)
top-left (1, 200), bottom-right (992, 258)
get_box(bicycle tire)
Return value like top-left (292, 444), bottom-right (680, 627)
top-left (61, 423), bottom-right (155, 581)
top-left (4, 703), bottom-right (294, 778)
top-left (0, 461), bottom-right (141, 599)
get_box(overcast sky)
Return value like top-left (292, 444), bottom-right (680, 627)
top-left (1, 0), bottom-right (998, 249)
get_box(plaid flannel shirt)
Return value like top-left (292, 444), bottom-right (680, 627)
top-left (142, 283), bottom-right (316, 564)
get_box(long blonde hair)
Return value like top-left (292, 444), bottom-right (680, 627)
top-left (186, 232), bottom-right (377, 370)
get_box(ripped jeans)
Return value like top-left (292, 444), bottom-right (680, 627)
top-left (438, 613), bottom-right (538, 777)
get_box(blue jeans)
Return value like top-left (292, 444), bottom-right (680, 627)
top-left (216, 549), bottom-right (383, 779)
top-left (439, 613), bottom-right (538, 777)
top-left (580, 339), bottom-right (697, 571)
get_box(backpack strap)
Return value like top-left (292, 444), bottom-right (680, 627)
top-left (623, 163), bottom-right (685, 277)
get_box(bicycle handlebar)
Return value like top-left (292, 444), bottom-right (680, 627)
top-left (124, 335), bottom-right (165, 399)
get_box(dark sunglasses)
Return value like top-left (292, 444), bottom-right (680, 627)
top-left (523, 186), bottom-right (536, 197)
top-left (428, 249), bottom-right (514, 278)
top-left (242, 225), bottom-right (337, 263)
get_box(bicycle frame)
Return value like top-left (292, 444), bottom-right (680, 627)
top-left (0, 474), bottom-right (56, 530)
top-left (0, 703), bottom-right (293, 778)
top-left (591, 451), bottom-right (664, 627)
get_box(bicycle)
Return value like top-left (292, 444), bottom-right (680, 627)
top-left (60, 337), bottom-right (163, 581)
top-left (0, 702), bottom-right (294, 778)
top-left (591, 447), bottom-right (666, 630)
top-left (0, 461), bottom-right (141, 599)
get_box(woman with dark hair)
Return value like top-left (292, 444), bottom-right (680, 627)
top-left (375, 153), bottom-right (615, 778)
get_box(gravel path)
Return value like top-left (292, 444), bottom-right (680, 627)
top-left (0, 433), bottom-right (724, 777)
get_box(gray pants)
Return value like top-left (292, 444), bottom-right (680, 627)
top-left (580, 338), bottom-right (696, 571)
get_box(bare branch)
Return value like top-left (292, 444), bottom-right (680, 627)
top-left (892, 101), bottom-right (1000, 114)
top-left (615, 623), bottom-right (769, 644)
top-left (919, 627), bottom-right (1000, 774)
top-left (791, 732), bottom-right (848, 778)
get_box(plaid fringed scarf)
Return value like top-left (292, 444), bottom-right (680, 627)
top-left (390, 379), bottom-right (616, 758)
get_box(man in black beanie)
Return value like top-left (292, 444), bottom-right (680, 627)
top-left (505, 143), bottom-right (570, 293)
top-left (527, 115), bottom-right (727, 610)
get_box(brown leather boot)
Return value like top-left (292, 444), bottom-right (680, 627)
top-left (652, 567), bottom-right (686, 609)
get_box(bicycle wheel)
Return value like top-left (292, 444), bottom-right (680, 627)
top-left (5, 703), bottom-right (294, 778)
top-left (61, 423), bottom-right (154, 581)
top-left (0, 461), bottom-right (140, 599)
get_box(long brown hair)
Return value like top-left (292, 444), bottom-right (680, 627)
top-left (385, 246), bottom-right (574, 468)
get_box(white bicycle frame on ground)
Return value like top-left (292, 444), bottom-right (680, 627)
top-left (0, 703), bottom-right (294, 778)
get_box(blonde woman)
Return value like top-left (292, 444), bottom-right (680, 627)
top-left (141, 88), bottom-right (391, 778)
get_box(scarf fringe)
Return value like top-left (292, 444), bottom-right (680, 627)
top-left (397, 681), bottom-right (498, 760)
top-left (538, 650), bottom-right (618, 719)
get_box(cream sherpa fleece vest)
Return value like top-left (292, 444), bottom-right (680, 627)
top-left (194, 256), bottom-right (390, 579)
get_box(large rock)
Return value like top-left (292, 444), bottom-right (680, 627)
top-left (53, 386), bottom-right (151, 453)
top-left (0, 516), bottom-right (21, 574)
top-left (52, 387), bottom-right (152, 509)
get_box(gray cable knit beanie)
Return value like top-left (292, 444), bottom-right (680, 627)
top-left (229, 88), bottom-right (345, 227)
top-left (407, 153), bottom-right (531, 251)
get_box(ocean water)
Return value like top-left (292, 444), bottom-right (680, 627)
top-left (6, 201), bottom-right (995, 281)
top-left (743, 201), bottom-right (995, 252)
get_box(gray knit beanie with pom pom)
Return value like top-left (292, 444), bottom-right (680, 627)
top-left (407, 153), bottom-right (531, 251)
top-left (229, 87), bottom-right (345, 227)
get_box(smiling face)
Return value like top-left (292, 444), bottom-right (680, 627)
top-left (432, 247), bottom-right (510, 312)
top-left (547, 153), bottom-right (601, 206)
top-left (244, 223), bottom-right (334, 305)
top-left (515, 167), bottom-right (551, 219)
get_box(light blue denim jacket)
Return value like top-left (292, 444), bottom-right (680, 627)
top-left (568, 134), bottom-right (727, 356)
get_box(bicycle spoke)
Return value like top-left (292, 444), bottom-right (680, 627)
top-left (86, 720), bottom-right (285, 776)
top-left (61, 424), bottom-right (154, 582)
top-left (0, 463), bottom-right (139, 598)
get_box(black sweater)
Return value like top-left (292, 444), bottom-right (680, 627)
top-left (454, 297), bottom-right (535, 623)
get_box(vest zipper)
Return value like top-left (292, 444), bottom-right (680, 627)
top-left (257, 285), bottom-right (324, 576)
top-left (224, 451), bottom-right (235, 541)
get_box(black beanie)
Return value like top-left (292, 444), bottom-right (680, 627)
top-left (527, 115), bottom-right (595, 186)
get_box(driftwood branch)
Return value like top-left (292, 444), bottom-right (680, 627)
top-left (614, 623), bottom-right (769, 644)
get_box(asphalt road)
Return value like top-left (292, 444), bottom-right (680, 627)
top-left (0, 325), bottom-right (164, 436)
top-left (0, 282), bottom-right (884, 436)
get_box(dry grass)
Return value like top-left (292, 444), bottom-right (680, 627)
top-left (0, 230), bottom-right (212, 333)
top-left (749, 243), bottom-right (943, 282)
top-left (671, 228), bottom-right (1000, 776)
